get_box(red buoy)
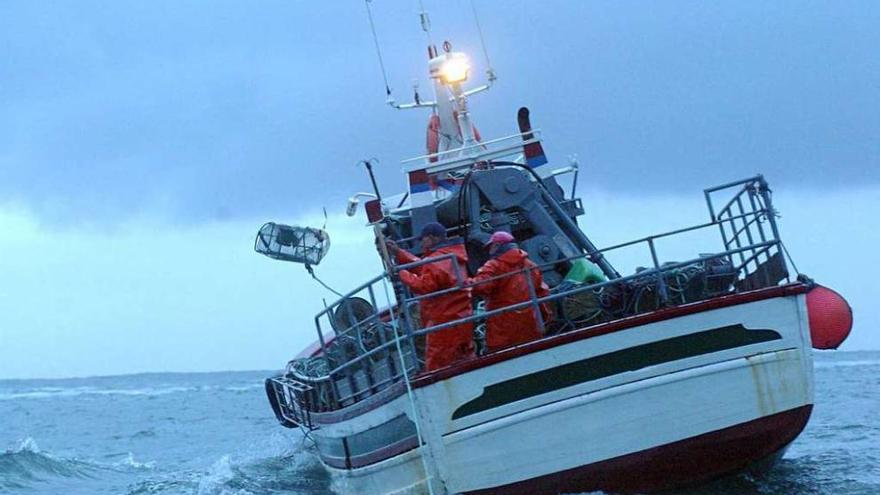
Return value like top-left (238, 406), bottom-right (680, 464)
top-left (806, 285), bottom-right (853, 350)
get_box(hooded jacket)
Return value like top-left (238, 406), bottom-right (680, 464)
top-left (396, 241), bottom-right (474, 371)
top-left (468, 246), bottom-right (552, 351)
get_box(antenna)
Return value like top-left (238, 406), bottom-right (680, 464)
top-left (418, 0), bottom-right (434, 47)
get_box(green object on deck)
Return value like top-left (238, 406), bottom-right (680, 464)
top-left (564, 258), bottom-right (606, 284)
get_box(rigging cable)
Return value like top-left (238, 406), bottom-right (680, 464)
top-left (469, 0), bottom-right (496, 81)
top-left (364, 0), bottom-right (392, 97)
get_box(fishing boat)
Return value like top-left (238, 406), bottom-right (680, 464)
top-left (255, 5), bottom-right (853, 494)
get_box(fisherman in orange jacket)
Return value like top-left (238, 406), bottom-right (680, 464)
top-left (468, 231), bottom-right (552, 352)
top-left (386, 222), bottom-right (475, 371)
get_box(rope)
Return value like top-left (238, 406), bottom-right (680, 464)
top-left (305, 265), bottom-right (344, 297)
top-left (780, 241), bottom-right (802, 277)
top-left (364, 0), bottom-right (392, 96)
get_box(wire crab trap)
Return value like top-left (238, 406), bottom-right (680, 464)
top-left (254, 223), bottom-right (331, 266)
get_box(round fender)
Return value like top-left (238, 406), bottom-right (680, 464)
top-left (806, 285), bottom-right (853, 350)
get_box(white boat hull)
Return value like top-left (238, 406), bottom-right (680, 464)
top-left (316, 287), bottom-right (814, 494)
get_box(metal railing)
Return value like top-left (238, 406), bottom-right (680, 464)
top-left (401, 129), bottom-right (542, 175)
top-left (271, 176), bottom-right (792, 422)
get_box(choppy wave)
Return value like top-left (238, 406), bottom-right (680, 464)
top-left (0, 436), bottom-right (329, 495)
top-left (1, 357), bottom-right (877, 495)
top-left (0, 438), bottom-right (96, 490)
top-left (0, 438), bottom-right (171, 492)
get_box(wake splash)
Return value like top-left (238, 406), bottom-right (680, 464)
top-left (126, 450), bottom-right (330, 495)
top-left (196, 455), bottom-right (249, 495)
top-left (813, 359), bottom-right (880, 369)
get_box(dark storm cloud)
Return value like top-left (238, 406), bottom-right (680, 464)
top-left (1, 1), bottom-right (877, 224)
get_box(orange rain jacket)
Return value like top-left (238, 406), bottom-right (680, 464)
top-left (396, 242), bottom-right (475, 371)
top-left (468, 247), bottom-right (552, 351)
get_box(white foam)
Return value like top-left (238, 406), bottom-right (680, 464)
top-left (9, 437), bottom-right (41, 454)
top-left (814, 360), bottom-right (880, 369)
top-left (222, 384), bottom-right (262, 392)
top-left (196, 455), bottom-right (254, 495)
top-left (0, 385), bottom-right (197, 401)
top-left (0, 383), bottom-right (264, 401)
top-left (117, 452), bottom-right (155, 470)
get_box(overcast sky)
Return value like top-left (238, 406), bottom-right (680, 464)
top-left (1, 1), bottom-right (878, 378)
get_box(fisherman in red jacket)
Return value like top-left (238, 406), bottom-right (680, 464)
top-left (386, 222), bottom-right (475, 371)
top-left (468, 231), bottom-right (552, 352)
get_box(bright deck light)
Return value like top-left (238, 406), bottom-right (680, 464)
top-left (440, 56), bottom-right (469, 84)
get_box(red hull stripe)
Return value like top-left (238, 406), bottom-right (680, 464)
top-left (414, 283), bottom-right (810, 388)
top-left (463, 405), bottom-right (813, 494)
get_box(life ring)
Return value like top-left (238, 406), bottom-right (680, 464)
top-left (426, 114), bottom-right (441, 162)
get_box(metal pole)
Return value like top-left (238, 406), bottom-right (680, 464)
top-left (362, 159), bottom-right (383, 204)
top-left (757, 177), bottom-right (782, 241)
top-left (367, 283), bottom-right (398, 379)
top-left (648, 238), bottom-right (669, 305)
top-left (451, 83), bottom-right (478, 151)
top-left (704, 189), bottom-right (717, 223)
top-left (374, 224), bottom-right (447, 495)
top-left (746, 187), bottom-right (769, 244)
top-left (538, 187), bottom-right (621, 279)
top-left (524, 267), bottom-right (546, 335)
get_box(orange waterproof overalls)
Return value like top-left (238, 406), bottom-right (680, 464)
top-left (468, 248), bottom-right (552, 351)
top-left (396, 242), bottom-right (475, 371)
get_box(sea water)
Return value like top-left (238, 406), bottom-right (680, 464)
top-left (1, 351), bottom-right (878, 495)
